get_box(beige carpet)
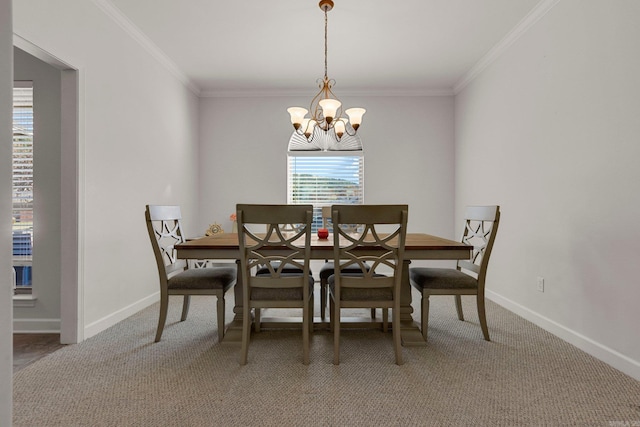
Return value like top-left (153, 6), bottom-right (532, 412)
top-left (13, 289), bottom-right (640, 426)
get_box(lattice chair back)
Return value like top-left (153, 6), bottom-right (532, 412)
top-left (331, 205), bottom-right (408, 290)
top-left (145, 205), bottom-right (187, 284)
top-left (237, 204), bottom-right (314, 291)
top-left (457, 206), bottom-right (501, 279)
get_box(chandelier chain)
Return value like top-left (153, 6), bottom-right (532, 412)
top-left (324, 7), bottom-right (328, 79)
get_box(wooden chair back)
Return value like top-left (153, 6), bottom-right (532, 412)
top-left (457, 205), bottom-right (501, 284)
top-left (237, 204), bottom-right (314, 294)
top-left (331, 204), bottom-right (408, 292)
top-left (145, 205), bottom-right (187, 283)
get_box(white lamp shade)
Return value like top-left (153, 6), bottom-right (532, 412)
top-left (319, 98), bottom-right (341, 121)
top-left (334, 119), bottom-right (346, 137)
top-left (287, 107), bottom-right (308, 126)
top-left (345, 108), bottom-right (366, 128)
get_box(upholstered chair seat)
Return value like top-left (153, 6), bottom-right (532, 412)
top-left (328, 274), bottom-right (391, 300)
top-left (249, 274), bottom-right (315, 300)
top-left (168, 266), bottom-right (237, 290)
top-left (409, 268), bottom-right (477, 290)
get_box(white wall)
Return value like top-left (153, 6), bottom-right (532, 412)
top-left (1, 0), bottom-right (14, 422)
top-left (455, 0), bottom-right (640, 379)
top-left (13, 0), bottom-right (201, 338)
top-left (198, 95), bottom-right (456, 250)
top-left (13, 47), bottom-right (62, 332)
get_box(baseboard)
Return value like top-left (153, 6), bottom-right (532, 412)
top-left (13, 318), bottom-right (60, 333)
top-left (486, 290), bottom-right (640, 381)
top-left (83, 292), bottom-right (159, 340)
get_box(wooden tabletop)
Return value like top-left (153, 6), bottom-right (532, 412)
top-left (177, 232), bottom-right (471, 261)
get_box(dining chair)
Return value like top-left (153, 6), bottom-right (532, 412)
top-left (145, 205), bottom-right (237, 343)
top-left (328, 204), bottom-right (408, 365)
top-left (236, 204), bottom-right (315, 365)
top-left (409, 205), bottom-right (500, 341)
top-left (318, 206), bottom-right (373, 320)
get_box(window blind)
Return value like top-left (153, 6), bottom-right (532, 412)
top-left (287, 152), bottom-right (364, 231)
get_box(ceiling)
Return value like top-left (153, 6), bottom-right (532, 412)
top-left (107, 0), bottom-right (541, 96)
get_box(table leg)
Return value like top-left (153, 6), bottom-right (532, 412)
top-left (399, 259), bottom-right (427, 346)
top-left (221, 259), bottom-right (244, 345)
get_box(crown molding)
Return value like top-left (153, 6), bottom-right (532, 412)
top-left (91, 0), bottom-right (201, 96)
top-left (453, 0), bottom-right (560, 95)
top-left (199, 88), bottom-right (454, 98)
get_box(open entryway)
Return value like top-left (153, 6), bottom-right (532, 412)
top-left (12, 36), bottom-right (82, 344)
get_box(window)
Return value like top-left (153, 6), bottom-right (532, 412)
top-left (13, 81), bottom-right (34, 293)
top-left (287, 152), bottom-right (364, 231)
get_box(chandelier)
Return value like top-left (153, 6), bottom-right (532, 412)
top-left (287, 0), bottom-right (366, 142)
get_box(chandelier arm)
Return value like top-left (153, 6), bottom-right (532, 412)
top-left (308, 127), bottom-right (317, 142)
top-left (343, 125), bottom-right (357, 137)
top-left (310, 82), bottom-right (325, 126)
top-left (294, 126), bottom-right (317, 143)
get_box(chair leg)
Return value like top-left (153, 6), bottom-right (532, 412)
top-left (320, 278), bottom-right (327, 320)
top-left (421, 293), bottom-right (430, 342)
top-left (254, 308), bottom-right (261, 333)
top-left (333, 300), bottom-right (340, 365)
top-left (309, 296), bottom-right (314, 334)
top-left (393, 303), bottom-right (403, 365)
top-left (154, 293), bottom-right (169, 343)
top-left (455, 295), bottom-right (464, 321)
top-left (240, 303), bottom-right (251, 365)
top-left (329, 297), bottom-right (335, 333)
top-left (382, 308), bottom-right (388, 333)
top-left (477, 293), bottom-right (490, 341)
top-left (303, 299), bottom-right (310, 365)
top-left (216, 292), bottom-right (225, 343)
top-left (180, 295), bottom-right (191, 321)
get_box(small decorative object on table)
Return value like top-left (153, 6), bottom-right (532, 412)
top-left (205, 223), bottom-right (224, 236)
top-left (230, 213), bottom-right (238, 233)
top-left (317, 228), bottom-right (329, 239)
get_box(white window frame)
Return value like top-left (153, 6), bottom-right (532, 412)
top-left (12, 81), bottom-right (34, 295)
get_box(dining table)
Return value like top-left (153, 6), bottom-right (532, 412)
top-left (176, 232), bottom-right (472, 346)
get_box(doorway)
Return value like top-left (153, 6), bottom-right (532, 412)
top-left (13, 35), bottom-right (82, 344)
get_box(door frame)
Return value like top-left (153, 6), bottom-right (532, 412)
top-left (13, 35), bottom-right (84, 344)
